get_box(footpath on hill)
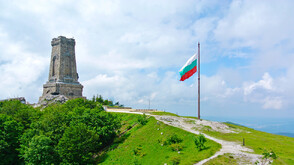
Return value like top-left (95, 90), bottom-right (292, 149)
top-left (106, 110), bottom-right (267, 165)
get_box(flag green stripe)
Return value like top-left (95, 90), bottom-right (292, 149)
top-left (179, 59), bottom-right (197, 76)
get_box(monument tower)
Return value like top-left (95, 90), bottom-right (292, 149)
top-left (39, 36), bottom-right (84, 102)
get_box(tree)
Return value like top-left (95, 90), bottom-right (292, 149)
top-left (0, 114), bottom-right (24, 164)
top-left (57, 123), bottom-right (101, 164)
top-left (63, 98), bottom-right (97, 110)
top-left (15, 97), bottom-right (122, 164)
top-left (115, 102), bottom-right (120, 106)
top-left (137, 113), bottom-right (149, 125)
top-left (81, 109), bottom-right (121, 147)
top-left (95, 95), bottom-right (104, 104)
top-left (23, 135), bottom-right (56, 165)
top-left (0, 100), bottom-right (40, 129)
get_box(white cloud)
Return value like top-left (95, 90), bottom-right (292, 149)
top-left (243, 72), bottom-right (274, 95)
top-left (214, 0), bottom-right (294, 49)
top-left (1, 0), bottom-right (294, 117)
top-left (201, 74), bottom-right (241, 101)
top-left (0, 27), bottom-right (47, 101)
top-left (242, 72), bottom-right (285, 110)
top-left (262, 97), bottom-right (282, 110)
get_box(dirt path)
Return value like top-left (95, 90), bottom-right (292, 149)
top-left (155, 115), bottom-right (263, 165)
top-left (107, 110), bottom-right (266, 164)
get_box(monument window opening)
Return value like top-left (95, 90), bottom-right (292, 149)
top-left (52, 56), bottom-right (56, 76)
top-left (51, 92), bottom-right (59, 95)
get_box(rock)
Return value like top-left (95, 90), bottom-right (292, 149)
top-left (37, 95), bottom-right (69, 107)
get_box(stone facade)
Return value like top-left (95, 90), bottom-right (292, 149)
top-left (39, 36), bottom-right (84, 102)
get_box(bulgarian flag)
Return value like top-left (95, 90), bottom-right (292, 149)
top-left (179, 54), bottom-right (197, 81)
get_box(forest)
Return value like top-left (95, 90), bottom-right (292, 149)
top-left (0, 97), bottom-right (121, 164)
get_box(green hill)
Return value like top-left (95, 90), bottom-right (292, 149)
top-left (102, 112), bottom-right (294, 165)
top-left (197, 121), bottom-right (294, 164)
top-left (98, 113), bottom-right (221, 165)
top-left (1, 99), bottom-right (294, 164)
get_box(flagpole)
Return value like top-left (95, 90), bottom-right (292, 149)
top-left (198, 42), bottom-right (200, 119)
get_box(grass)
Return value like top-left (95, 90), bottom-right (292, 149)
top-left (204, 153), bottom-right (239, 165)
top-left (149, 111), bottom-right (179, 116)
top-left (198, 122), bottom-right (294, 164)
top-left (99, 113), bottom-right (221, 165)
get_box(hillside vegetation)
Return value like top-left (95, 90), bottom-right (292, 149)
top-left (0, 98), bottom-right (120, 164)
top-left (99, 113), bottom-right (221, 165)
top-left (1, 98), bottom-right (294, 164)
top-left (0, 99), bottom-right (221, 164)
top-left (192, 120), bottom-right (294, 164)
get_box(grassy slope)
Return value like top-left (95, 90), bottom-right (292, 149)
top-left (99, 113), bottom-right (221, 165)
top-left (150, 111), bottom-right (180, 116)
top-left (197, 122), bottom-right (294, 164)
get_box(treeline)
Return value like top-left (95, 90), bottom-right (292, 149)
top-left (92, 95), bottom-right (124, 107)
top-left (0, 98), bottom-right (121, 164)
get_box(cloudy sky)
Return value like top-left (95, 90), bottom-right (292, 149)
top-left (1, 0), bottom-right (294, 118)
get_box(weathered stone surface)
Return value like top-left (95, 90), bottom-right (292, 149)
top-left (38, 95), bottom-right (69, 106)
top-left (39, 36), bottom-right (85, 103)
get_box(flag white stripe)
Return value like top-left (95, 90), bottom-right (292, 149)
top-left (179, 54), bottom-right (197, 72)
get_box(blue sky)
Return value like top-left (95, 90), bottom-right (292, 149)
top-left (1, 0), bottom-right (294, 119)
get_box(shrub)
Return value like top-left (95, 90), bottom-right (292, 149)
top-left (57, 123), bottom-right (101, 164)
top-left (137, 113), bottom-right (148, 125)
top-left (80, 109), bottom-right (121, 147)
top-left (63, 98), bottom-right (98, 110)
top-left (255, 149), bottom-right (277, 165)
top-left (0, 114), bottom-right (24, 164)
top-left (0, 100), bottom-right (40, 129)
top-left (170, 143), bottom-right (183, 151)
top-left (23, 135), bottom-right (56, 165)
top-left (170, 156), bottom-right (181, 165)
top-left (133, 145), bottom-right (145, 157)
top-left (167, 134), bottom-right (183, 144)
top-left (2, 97), bottom-right (122, 164)
top-left (127, 125), bottom-right (133, 130)
top-left (194, 134), bottom-right (207, 151)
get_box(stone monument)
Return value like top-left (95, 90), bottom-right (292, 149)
top-left (39, 36), bottom-right (84, 102)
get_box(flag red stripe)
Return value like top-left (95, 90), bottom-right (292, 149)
top-left (180, 66), bottom-right (197, 81)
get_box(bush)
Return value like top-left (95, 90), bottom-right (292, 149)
top-left (255, 149), bottom-right (277, 164)
top-left (80, 109), bottom-right (121, 147)
top-left (194, 134), bottom-right (207, 151)
top-left (57, 123), bottom-right (101, 164)
top-left (0, 114), bottom-right (24, 164)
top-left (137, 113), bottom-right (148, 125)
top-left (23, 135), bottom-right (56, 165)
top-left (1, 97), bottom-right (122, 164)
top-left (170, 156), bottom-right (181, 165)
top-left (167, 134), bottom-right (183, 144)
top-left (127, 125), bottom-right (133, 130)
top-left (170, 143), bottom-right (183, 151)
top-left (133, 145), bottom-right (145, 157)
top-left (63, 98), bottom-right (98, 110)
top-left (0, 100), bottom-right (40, 129)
